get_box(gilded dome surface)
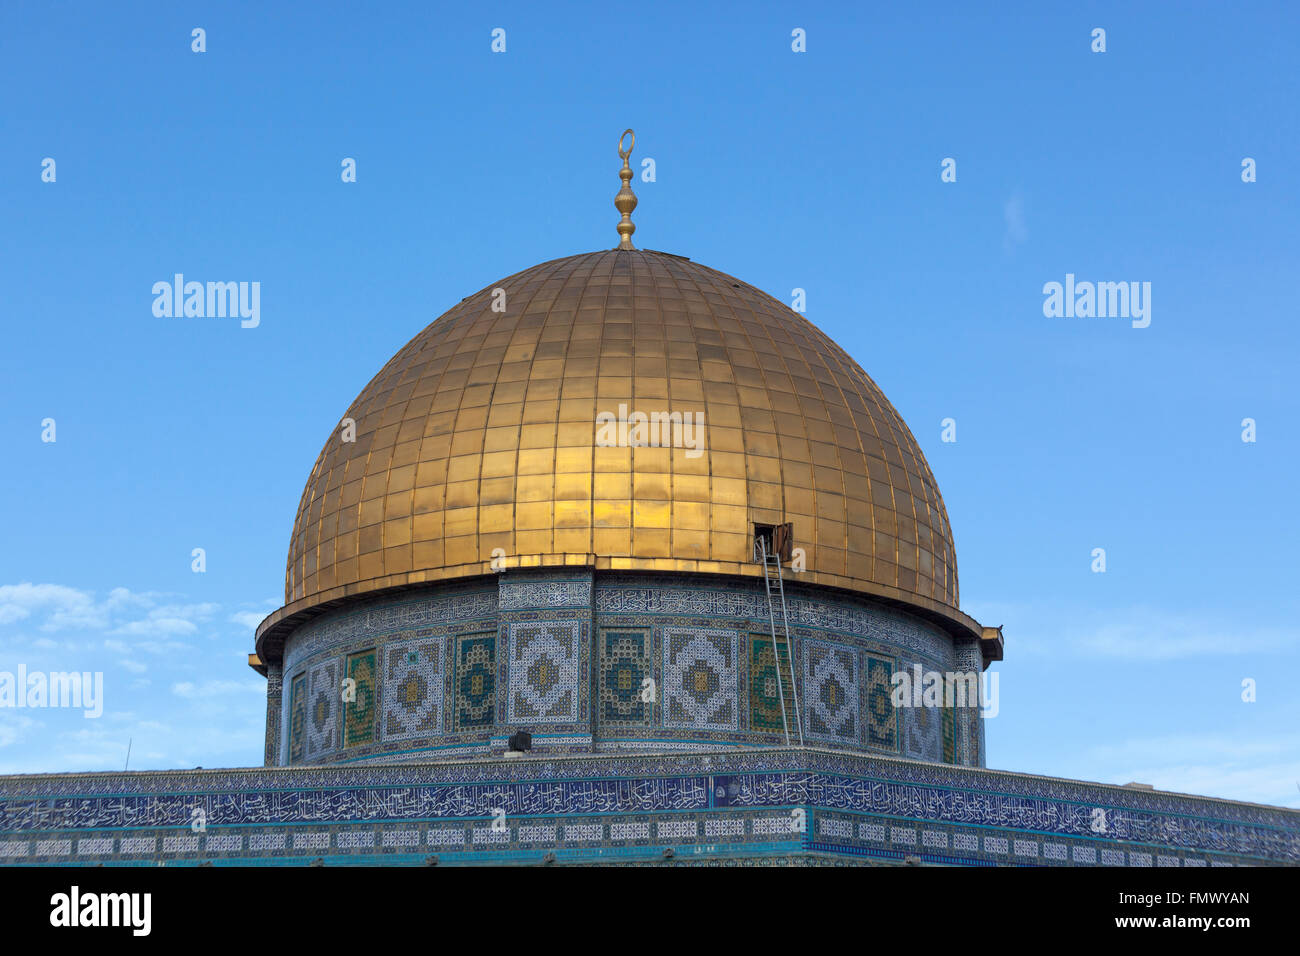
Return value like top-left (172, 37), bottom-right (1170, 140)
top-left (275, 248), bottom-right (971, 640)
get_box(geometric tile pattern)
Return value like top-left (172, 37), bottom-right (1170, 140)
top-left (454, 634), bottom-right (496, 731)
top-left (264, 664), bottom-right (283, 768)
top-left (287, 673), bottom-right (307, 764)
top-left (276, 573), bottom-right (980, 765)
top-left (951, 639), bottom-right (985, 768)
top-left (749, 634), bottom-right (795, 735)
top-left (382, 636), bottom-right (444, 741)
top-left (598, 630), bottom-right (651, 727)
top-left (7, 749), bottom-right (1296, 866)
top-left (281, 585), bottom-right (496, 675)
top-left (342, 650), bottom-right (377, 749)
top-left (506, 621), bottom-right (580, 726)
top-left (942, 704), bottom-right (956, 764)
top-left (905, 696), bottom-right (944, 763)
top-left (663, 628), bottom-right (738, 731)
top-left (597, 580), bottom-right (954, 662)
top-left (306, 658), bottom-right (339, 759)
top-left (863, 653), bottom-right (897, 752)
top-left (802, 640), bottom-right (858, 746)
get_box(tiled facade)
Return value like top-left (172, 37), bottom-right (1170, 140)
top-left (1, 748), bottom-right (1295, 867)
top-left (272, 571), bottom-right (984, 767)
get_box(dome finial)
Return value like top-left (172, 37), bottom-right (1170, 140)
top-left (615, 129), bottom-right (637, 250)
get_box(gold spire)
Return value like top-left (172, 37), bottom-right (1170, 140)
top-left (615, 129), bottom-right (637, 249)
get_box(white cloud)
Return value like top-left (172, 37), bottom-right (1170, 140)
top-left (1078, 733), bottom-right (1300, 808)
top-left (171, 680), bottom-right (263, 699)
top-left (0, 583), bottom-right (214, 640)
top-left (110, 602), bottom-right (219, 638)
top-left (0, 715), bottom-right (41, 748)
top-left (0, 583), bottom-right (103, 629)
top-left (964, 601), bottom-right (1298, 661)
top-left (1086, 732), bottom-right (1298, 765)
top-left (230, 610), bottom-right (267, 631)
top-left (1073, 617), bottom-right (1293, 660)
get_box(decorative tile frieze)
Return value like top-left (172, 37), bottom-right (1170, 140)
top-left (499, 576), bottom-right (593, 611)
top-left (1, 748), bottom-right (1295, 867)
top-left (284, 586), bottom-right (498, 673)
top-left (863, 653), bottom-right (898, 752)
top-left (382, 636), bottom-right (444, 741)
top-left (506, 621), bottom-right (581, 725)
top-left (749, 633), bottom-right (796, 736)
top-left (803, 640), bottom-right (859, 746)
top-left (454, 633), bottom-right (497, 731)
top-left (663, 628), bottom-right (739, 731)
top-left (598, 630), bottom-right (652, 728)
top-left (287, 672), bottom-right (307, 765)
top-left (342, 650), bottom-right (377, 749)
top-left (306, 658), bottom-right (339, 759)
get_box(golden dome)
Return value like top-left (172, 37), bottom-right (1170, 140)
top-left (267, 248), bottom-right (978, 646)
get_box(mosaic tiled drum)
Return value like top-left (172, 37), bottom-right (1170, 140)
top-left (271, 571), bottom-right (987, 766)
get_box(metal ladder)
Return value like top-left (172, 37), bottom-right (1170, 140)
top-left (757, 536), bottom-right (804, 748)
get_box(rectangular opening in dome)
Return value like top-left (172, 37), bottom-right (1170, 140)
top-left (753, 522), bottom-right (793, 564)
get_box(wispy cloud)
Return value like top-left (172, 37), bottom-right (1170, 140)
top-left (1075, 616), bottom-right (1294, 660)
top-left (0, 715), bottom-right (41, 749)
top-left (230, 610), bottom-right (267, 631)
top-left (0, 582), bottom-right (269, 772)
top-left (171, 680), bottom-right (264, 699)
top-left (1079, 732), bottom-right (1300, 808)
top-left (965, 601), bottom-right (1298, 661)
top-left (111, 602), bottom-right (218, 638)
top-left (0, 583), bottom-right (219, 643)
top-left (229, 599), bottom-right (278, 634)
top-left (1086, 731), bottom-right (1299, 765)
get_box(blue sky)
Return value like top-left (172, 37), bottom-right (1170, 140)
top-left (1, 2), bottom-right (1296, 806)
